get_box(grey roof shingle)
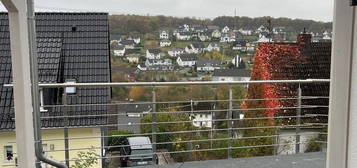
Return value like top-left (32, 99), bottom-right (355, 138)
top-left (196, 60), bottom-right (221, 67)
top-left (0, 12), bottom-right (111, 130)
top-left (179, 54), bottom-right (198, 61)
top-left (213, 69), bottom-right (251, 77)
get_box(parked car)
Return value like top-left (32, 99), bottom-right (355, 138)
top-left (120, 137), bottom-right (154, 167)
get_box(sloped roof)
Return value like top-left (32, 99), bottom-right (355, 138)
top-left (213, 69), bottom-right (251, 77)
top-left (192, 42), bottom-right (205, 49)
top-left (196, 60), bottom-right (221, 67)
top-left (148, 49), bottom-right (161, 54)
top-left (179, 54), bottom-right (198, 61)
top-left (0, 12), bottom-right (111, 130)
top-left (112, 44), bottom-right (125, 50)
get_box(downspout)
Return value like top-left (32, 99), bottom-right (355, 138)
top-left (26, 0), bottom-right (68, 167)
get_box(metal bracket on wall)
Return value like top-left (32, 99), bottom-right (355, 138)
top-left (352, 0), bottom-right (357, 6)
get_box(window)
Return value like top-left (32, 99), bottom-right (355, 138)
top-left (39, 89), bottom-right (48, 112)
top-left (4, 146), bottom-right (13, 161)
top-left (65, 79), bottom-right (76, 94)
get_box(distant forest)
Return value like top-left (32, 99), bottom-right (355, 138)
top-left (109, 14), bottom-right (332, 35)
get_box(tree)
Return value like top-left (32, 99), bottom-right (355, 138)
top-left (71, 148), bottom-right (100, 168)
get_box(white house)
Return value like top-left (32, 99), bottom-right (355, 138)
top-left (323, 31), bottom-right (332, 40)
top-left (220, 32), bottom-right (236, 43)
top-left (256, 25), bottom-right (268, 34)
top-left (112, 45), bottom-right (126, 57)
top-left (222, 26), bottom-right (230, 33)
top-left (185, 42), bottom-right (205, 54)
top-left (206, 43), bottom-right (220, 52)
top-left (119, 40), bottom-right (136, 49)
top-left (126, 54), bottom-right (140, 64)
top-left (110, 34), bottom-right (122, 45)
top-left (212, 69), bottom-right (251, 82)
top-left (177, 54), bottom-right (198, 67)
top-left (128, 35), bottom-right (141, 44)
top-left (168, 48), bottom-right (184, 57)
top-left (232, 40), bottom-right (248, 51)
top-left (257, 33), bottom-right (272, 43)
top-left (176, 32), bottom-right (192, 41)
top-left (191, 113), bottom-right (212, 128)
top-left (146, 49), bottom-right (161, 59)
top-left (211, 29), bottom-right (222, 39)
top-left (238, 28), bottom-right (253, 36)
top-left (196, 60), bottom-right (221, 72)
top-left (198, 32), bottom-right (211, 41)
top-left (145, 59), bottom-right (172, 67)
top-left (160, 30), bottom-right (169, 39)
top-left (160, 39), bottom-right (172, 47)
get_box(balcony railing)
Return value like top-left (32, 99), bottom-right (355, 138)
top-left (2, 79), bottom-right (330, 168)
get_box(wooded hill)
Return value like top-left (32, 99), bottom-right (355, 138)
top-left (109, 14), bottom-right (332, 35)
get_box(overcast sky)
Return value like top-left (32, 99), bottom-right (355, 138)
top-left (0, 0), bottom-right (333, 22)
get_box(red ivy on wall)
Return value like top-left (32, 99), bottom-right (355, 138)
top-left (243, 43), bottom-right (303, 118)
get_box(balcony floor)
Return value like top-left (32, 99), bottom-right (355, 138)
top-left (140, 152), bottom-right (326, 168)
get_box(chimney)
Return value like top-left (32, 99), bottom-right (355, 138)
top-left (297, 28), bottom-right (312, 46)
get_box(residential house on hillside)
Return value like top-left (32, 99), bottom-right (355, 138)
top-left (0, 12), bottom-right (111, 167)
top-left (145, 59), bottom-right (172, 67)
top-left (257, 32), bottom-right (273, 43)
top-left (206, 43), bottom-right (220, 52)
top-left (256, 25), bottom-right (268, 34)
top-left (211, 29), bottom-right (222, 39)
top-left (177, 54), bottom-right (198, 67)
top-left (196, 60), bottom-right (221, 72)
top-left (176, 32), bottom-right (192, 41)
top-left (220, 31), bottom-right (236, 43)
top-left (186, 42), bottom-right (205, 54)
top-left (198, 32), bottom-right (211, 41)
top-left (168, 48), bottom-right (184, 57)
top-left (146, 49), bottom-right (161, 59)
top-left (232, 40), bottom-right (248, 52)
top-left (160, 39), bottom-right (172, 47)
top-left (273, 27), bottom-right (287, 42)
top-left (231, 55), bottom-right (243, 68)
top-left (238, 28), bottom-right (253, 36)
top-left (212, 69), bottom-right (251, 82)
top-left (160, 30), bottom-right (170, 39)
top-left (109, 103), bottom-right (153, 133)
top-left (126, 54), bottom-right (141, 64)
top-left (128, 35), bottom-right (141, 44)
top-left (120, 40), bottom-right (136, 49)
top-left (323, 31), bottom-right (332, 40)
top-left (112, 44), bottom-right (126, 57)
top-left (191, 25), bottom-right (207, 33)
top-left (222, 26), bottom-right (230, 33)
top-left (110, 34), bottom-right (122, 44)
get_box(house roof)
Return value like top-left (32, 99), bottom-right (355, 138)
top-left (168, 48), bottom-right (184, 52)
top-left (110, 34), bottom-right (122, 41)
top-left (147, 49), bottom-right (161, 55)
top-left (179, 54), bottom-right (198, 61)
top-left (192, 42), bottom-right (205, 49)
top-left (213, 69), bottom-right (251, 77)
top-left (207, 25), bottom-right (220, 30)
top-left (0, 12), bottom-right (111, 130)
top-left (196, 60), bottom-right (221, 67)
top-left (120, 40), bottom-right (135, 45)
top-left (112, 45), bottom-right (125, 50)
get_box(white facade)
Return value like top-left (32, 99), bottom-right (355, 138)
top-left (213, 76), bottom-right (251, 82)
top-left (168, 49), bottom-right (184, 57)
top-left (113, 48), bottom-right (126, 57)
top-left (160, 40), bottom-right (171, 47)
top-left (211, 30), bottom-right (221, 38)
top-left (238, 28), bottom-right (253, 36)
top-left (258, 34), bottom-right (272, 43)
top-left (197, 66), bottom-right (221, 72)
top-left (177, 56), bottom-right (196, 67)
top-left (222, 26), bottom-right (230, 33)
top-left (145, 59), bottom-right (172, 67)
top-left (160, 30), bottom-right (169, 39)
top-left (146, 50), bottom-right (161, 59)
top-left (191, 113), bottom-right (212, 128)
top-left (206, 43), bottom-right (220, 52)
top-left (176, 33), bottom-right (191, 41)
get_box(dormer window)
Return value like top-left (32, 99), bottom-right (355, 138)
top-left (65, 79), bottom-right (76, 94)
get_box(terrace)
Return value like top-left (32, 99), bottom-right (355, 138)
top-left (0, 0), bottom-right (356, 168)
